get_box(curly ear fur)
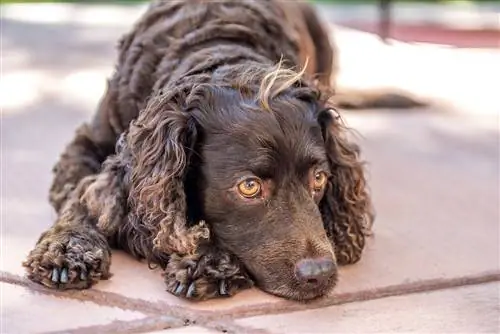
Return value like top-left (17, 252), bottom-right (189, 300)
top-left (318, 108), bottom-right (374, 265)
top-left (124, 91), bottom-right (209, 257)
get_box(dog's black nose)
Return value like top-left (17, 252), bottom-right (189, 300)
top-left (294, 257), bottom-right (336, 285)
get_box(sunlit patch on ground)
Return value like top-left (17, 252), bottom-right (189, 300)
top-left (333, 26), bottom-right (500, 116)
top-left (0, 71), bottom-right (46, 110)
top-left (0, 69), bottom-right (109, 114)
top-left (1, 3), bottom-right (148, 27)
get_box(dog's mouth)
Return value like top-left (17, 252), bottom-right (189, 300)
top-left (261, 274), bottom-right (338, 302)
top-left (245, 259), bottom-right (338, 302)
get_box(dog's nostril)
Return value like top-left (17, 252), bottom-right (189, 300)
top-left (294, 257), bottom-right (336, 285)
top-left (306, 278), bottom-right (318, 285)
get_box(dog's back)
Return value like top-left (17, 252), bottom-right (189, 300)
top-left (107, 0), bottom-right (315, 129)
top-left (105, 0), bottom-right (423, 138)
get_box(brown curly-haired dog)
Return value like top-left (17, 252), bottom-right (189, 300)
top-left (22, 0), bottom-right (386, 301)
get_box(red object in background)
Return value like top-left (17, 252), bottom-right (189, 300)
top-left (343, 21), bottom-right (500, 49)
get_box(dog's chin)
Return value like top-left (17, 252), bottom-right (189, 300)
top-left (265, 284), bottom-right (336, 302)
top-left (259, 276), bottom-right (338, 302)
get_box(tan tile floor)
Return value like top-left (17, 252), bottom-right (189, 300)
top-left (237, 282), bottom-right (500, 333)
top-left (1, 283), bottom-right (146, 334)
top-left (1, 4), bottom-right (499, 334)
top-left (150, 327), bottom-right (221, 334)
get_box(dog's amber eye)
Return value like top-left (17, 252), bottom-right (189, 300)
top-left (313, 171), bottom-right (328, 190)
top-left (237, 178), bottom-right (262, 198)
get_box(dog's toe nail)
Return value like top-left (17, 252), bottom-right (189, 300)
top-left (186, 266), bottom-right (192, 277)
top-left (219, 280), bottom-right (228, 296)
top-left (60, 268), bottom-right (69, 283)
top-left (174, 282), bottom-right (185, 296)
top-left (80, 271), bottom-right (87, 281)
top-left (51, 268), bottom-right (60, 283)
top-left (187, 282), bottom-right (196, 298)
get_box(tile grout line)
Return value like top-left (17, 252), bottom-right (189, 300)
top-left (210, 270), bottom-right (500, 320)
top-left (40, 317), bottom-right (273, 334)
top-left (38, 316), bottom-right (274, 334)
top-left (1, 272), bottom-right (270, 334)
top-left (202, 320), bottom-right (275, 334)
top-left (3, 270), bottom-right (499, 325)
top-left (38, 270), bottom-right (500, 334)
top-left (41, 316), bottom-right (186, 334)
top-left (0, 271), bottom-right (213, 320)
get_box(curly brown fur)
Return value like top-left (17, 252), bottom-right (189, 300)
top-left (317, 109), bottom-right (374, 264)
top-left (24, 174), bottom-right (113, 289)
top-left (24, 0), bottom-right (374, 301)
top-left (163, 244), bottom-right (254, 300)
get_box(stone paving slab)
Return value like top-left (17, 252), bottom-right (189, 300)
top-left (93, 252), bottom-right (280, 313)
top-left (148, 326), bottom-right (221, 334)
top-left (4, 107), bottom-right (498, 318)
top-left (236, 282), bottom-right (500, 333)
top-left (1, 282), bottom-right (147, 334)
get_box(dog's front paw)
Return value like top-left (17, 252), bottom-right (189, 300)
top-left (164, 250), bottom-right (253, 301)
top-left (23, 226), bottom-right (112, 290)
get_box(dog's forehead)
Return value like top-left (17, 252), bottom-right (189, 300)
top-left (216, 104), bottom-right (319, 142)
top-left (203, 105), bottom-right (326, 170)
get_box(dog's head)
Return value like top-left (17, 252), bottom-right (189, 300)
top-left (124, 62), bottom-right (372, 301)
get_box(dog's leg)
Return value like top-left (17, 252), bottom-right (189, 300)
top-left (24, 156), bottom-right (128, 289)
top-left (163, 244), bottom-right (254, 301)
top-left (23, 177), bottom-right (112, 289)
top-left (49, 77), bottom-right (135, 213)
top-left (25, 78), bottom-right (131, 289)
top-left (49, 124), bottom-right (111, 213)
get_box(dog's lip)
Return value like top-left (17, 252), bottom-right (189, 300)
top-left (265, 283), bottom-right (335, 302)
top-left (257, 273), bottom-right (337, 302)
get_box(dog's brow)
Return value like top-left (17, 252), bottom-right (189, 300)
top-left (305, 143), bottom-right (329, 163)
top-left (294, 146), bottom-right (329, 175)
top-left (245, 149), bottom-right (276, 176)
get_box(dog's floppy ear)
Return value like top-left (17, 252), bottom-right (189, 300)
top-left (125, 91), bottom-right (209, 256)
top-left (317, 108), bottom-right (374, 265)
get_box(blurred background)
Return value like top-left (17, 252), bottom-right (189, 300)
top-left (1, 2), bottom-right (498, 240)
top-left (1, 0), bottom-right (499, 253)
